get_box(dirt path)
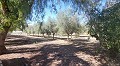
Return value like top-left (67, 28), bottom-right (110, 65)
top-left (0, 35), bottom-right (107, 66)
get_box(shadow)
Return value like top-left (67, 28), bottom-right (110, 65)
top-left (2, 57), bottom-right (30, 66)
top-left (28, 37), bottom-right (108, 66)
top-left (5, 35), bottom-right (56, 46)
top-left (30, 44), bottom-right (91, 66)
top-left (56, 37), bottom-right (68, 40)
top-left (54, 35), bottom-right (89, 41)
top-left (79, 35), bottom-right (90, 37)
top-left (71, 38), bottom-right (109, 66)
top-left (8, 47), bottom-right (40, 53)
top-left (7, 35), bottom-right (26, 39)
top-left (4, 35), bottom-right (108, 66)
top-left (71, 38), bottom-right (88, 42)
top-left (71, 38), bottom-right (100, 56)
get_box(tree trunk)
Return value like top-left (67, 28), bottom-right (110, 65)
top-left (71, 34), bottom-right (72, 39)
top-left (38, 32), bottom-right (39, 37)
top-left (0, 0), bottom-right (11, 54)
top-left (67, 34), bottom-right (69, 40)
top-left (53, 33), bottom-right (55, 39)
top-left (0, 27), bottom-right (9, 55)
top-left (43, 34), bottom-right (44, 37)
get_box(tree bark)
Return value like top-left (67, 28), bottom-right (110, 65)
top-left (71, 34), bottom-right (72, 39)
top-left (1, 0), bottom-right (10, 15)
top-left (0, 0), bottom-right (11, 55)
top-left (0, 27), bottom-right (9, 55)
top-left (67, 34), bottom-right (69, 40)
top-left (43, 34), bottom-right (45, 37)
top-left (53, 33), bottom-right (55, 39)
top-left (38, 32), bottom-right (39, 37)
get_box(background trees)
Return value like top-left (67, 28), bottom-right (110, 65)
top-left (24, 9), bottom-right (82, 40)
top-left (46, 17), bottom-right (58, 39)
top-left (57, 10), bottom-right (80, 39)
top-left (37, 22), bottom-right (43, 36)
top-left (40, 25), bottom-right (46, 37)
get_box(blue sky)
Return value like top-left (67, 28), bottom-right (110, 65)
top-left (27, 0), bottom-right (107, 25)
top-left (44, 1), bottom-right (67, 22)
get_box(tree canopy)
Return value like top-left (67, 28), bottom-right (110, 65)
top-left (56, 10), bottom-right (79, 39)
top-left (0, 0), bottom-right (34, 54)
top-left (0, 0), bottom-right (34, 31)
top-left (88, 2), bottom-right (120, 57)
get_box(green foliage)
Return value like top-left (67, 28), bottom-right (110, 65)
top-left (46, 17), bottom-right (58, 34)
top-left (88, 2), bottom-right (120, 57)
top-left (37, 22), bottom-right (43, 34)
top-left (40, 22), bottom-right (50, 36)
top-left (40, 26), bottom-right (46, 35)
top-left (78, 24), bottom-right (88, 34)
top-left (0, 0), bottom-right (34, 32)
top-left (57, 10), bottom-right (79, 37)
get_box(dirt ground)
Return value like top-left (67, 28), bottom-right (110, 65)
top-left (0, 35), bottom-right (108, 66)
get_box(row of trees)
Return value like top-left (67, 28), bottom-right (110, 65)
top-left (40, 17), bottom-right (59, 39)
top-left (26, 10), bottom-right (86, 40)
top-left (0, 0), bottom-right (119, 58)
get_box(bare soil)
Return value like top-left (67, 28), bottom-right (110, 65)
top-left (0, 35), bottom-right (107, 66)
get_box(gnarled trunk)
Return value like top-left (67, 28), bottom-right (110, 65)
top-left (0, 27), bottom-right (9, 55)
top-left (0, 0), bottom-right (10, 55)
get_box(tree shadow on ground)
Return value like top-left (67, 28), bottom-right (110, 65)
top-left (3, 35), bottom-right (108, 66)
top-left (5, 35), bottom-right (56, 46)
top-left (71, 38), bottom-right (100, 56)
top-left (30, 44), bottom-right (91, 66)
top-left (29, 37), bottom-right (107, 66)
top-left (8, 47), bottom-right (40, 53)
top-left (2, 57), bottom-right (30, 66)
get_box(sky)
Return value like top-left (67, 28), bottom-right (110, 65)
top-left (27, 0), bottom-right (107, 25)
top-left (43, 1), bottom-right (68, 22)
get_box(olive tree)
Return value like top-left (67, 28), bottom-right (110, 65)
top-left (57, 10), bottom-right (79, 39)
top-left (37, 22), bottom-right (43, 36)
top-left (40, 26), bottom-right (46, 37)
top-left (46, 17), bottom-right (58, 39)
top-left (40, 22), bottom-right (51, 37)
top-left (0, 0), bottom-right (34, 54)
top-left (88, 2), bottom-right (120, 57)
